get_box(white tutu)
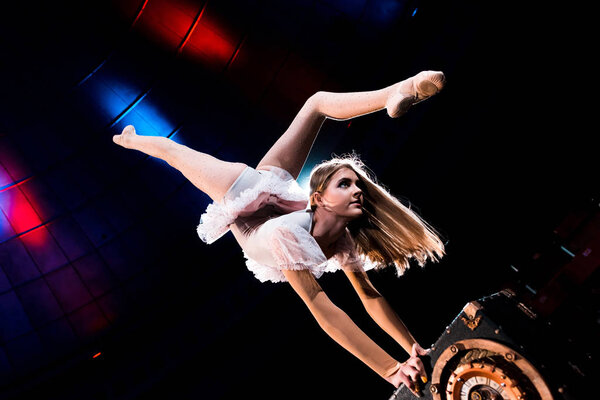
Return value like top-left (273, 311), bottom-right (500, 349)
top-left (197, 165), bottom-right (374, 283)
top-left (242, 219), bottom-right (374, 283)
top-left (197, 166), bottom-right (309, 244)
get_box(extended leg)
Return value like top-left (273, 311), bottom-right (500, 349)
top-left (257, 71), bottom-right (444, 179)
top-left (113, 126), bottom-right (246, 202)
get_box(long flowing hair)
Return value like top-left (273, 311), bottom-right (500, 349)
top-left (308, 154), bottom-right (445, 276)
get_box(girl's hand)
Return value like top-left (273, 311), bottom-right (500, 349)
top-left (387, 343), bottom-right (430, 397)
top-left (410, 342), bottom-right (430, 383)
top-left (412, 342), bottom-right (431, 357)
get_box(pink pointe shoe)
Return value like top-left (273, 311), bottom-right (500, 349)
top-left (386, 70), bottom-right (445, 118)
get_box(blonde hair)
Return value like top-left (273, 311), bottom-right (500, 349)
top-left (309, 154), bottom-right (445, 276)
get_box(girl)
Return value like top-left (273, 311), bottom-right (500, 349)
top-left (113, 70), bottom-right (446, 395)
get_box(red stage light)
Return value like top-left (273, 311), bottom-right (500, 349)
top-left (112, 0), bottom-right (239, 71)
top-left (182, 22), bottom-right (237, 70)
top-left (0, 186), bottom-right (42, 235)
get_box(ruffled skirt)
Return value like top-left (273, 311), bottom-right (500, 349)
top-left (197, 165), bottom-right (309, 244)
top-left (197, 165), bottom-right (373, 283)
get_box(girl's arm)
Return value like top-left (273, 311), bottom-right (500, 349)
top-left (282, 269), bottom-right (401, 382)
top-left (343, 269), bottom-right (422, 355)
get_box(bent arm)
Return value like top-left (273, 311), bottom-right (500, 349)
top-left (344, 270), bottom-right (419, 355)
top-left (283, 269), bottom-right (400, 380)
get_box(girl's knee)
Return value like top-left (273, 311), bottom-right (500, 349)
top-left (304, 92), bottom-right (327, 117)
top-left (306, 90), bottom-right (323, 105)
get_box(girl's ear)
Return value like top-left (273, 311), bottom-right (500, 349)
top-left (311, 192), bottom-right (323, 207)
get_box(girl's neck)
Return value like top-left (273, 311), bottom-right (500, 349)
top-left (311, 208), bottom-right (350, 252)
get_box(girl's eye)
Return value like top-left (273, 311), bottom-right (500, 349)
top-left (339, 181), bottom-right (349, 187)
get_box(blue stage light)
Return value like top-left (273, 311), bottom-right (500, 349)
top-left (88, 76), bottom-right (175, 138)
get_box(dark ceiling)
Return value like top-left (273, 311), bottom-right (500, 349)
top-left (0, 0), bottom-right (594, 399)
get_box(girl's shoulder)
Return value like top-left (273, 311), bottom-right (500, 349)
top-left (274, 208), bottom-right (313, 233)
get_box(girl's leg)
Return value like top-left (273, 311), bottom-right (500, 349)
top-left (257, 71), bottom-right (444, 179)
top-left (113, 125), bottom-right (246, 202)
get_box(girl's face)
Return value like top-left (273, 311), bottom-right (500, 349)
top-left (316, 167), bottom-right (364, 219)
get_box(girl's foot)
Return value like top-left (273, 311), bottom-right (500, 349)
top-left (113, 125), bottom-right (137, 149)
top-left (386, 71), bottom-right (445, 118)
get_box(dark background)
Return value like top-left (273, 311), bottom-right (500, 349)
top-left (0, 0), bottom-right (595, 399)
